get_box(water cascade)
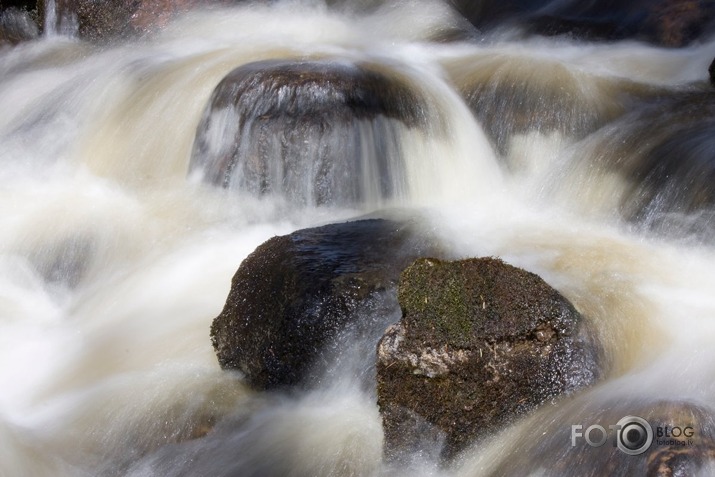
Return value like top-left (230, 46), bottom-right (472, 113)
top-left (1, 0), bottom-right (715, 476)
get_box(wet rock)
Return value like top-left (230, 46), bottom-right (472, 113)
top-left (40, 0), bottom-right (244, 42)
top-left (644, 0), bottom-right (715, 48)
top-left (447, 0), bottom-right (550, 31)
top-left (451, 0), bottom-right (715, 47)
top-left (484, 399), bottom-right (715, 477)
top-left (190, 59), bottom-right (434, 207)
top-left (444, 54), bottom-right (647, 158)
top-left (210, 218), bottom-right (441, 390)
top-left (324, 0), bottom-right (479, 43)
top-left (376, 257), bottom-right (602, 459)
top-left (709, 58), bottom-right (715, 86)
top-left (31, 237), bottom-right (94, 288)
top-left (0, 0), bottom-right (38, 15)
top-left (39, 0), bottom-right (132, 40)
top-left (0, 7), bottom-right (39, 46)
top-left (586, 91), bottom-right (715, 239)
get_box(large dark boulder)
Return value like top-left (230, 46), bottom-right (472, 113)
top-left (210, 218), bottom-right (441, 390)
top-left (190, 59), bottom-right (435, 207)
top-left (376, 257), bottom-right (602, 459)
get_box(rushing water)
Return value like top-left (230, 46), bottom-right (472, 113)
top-left (1, 1), bottom-right (715, 475)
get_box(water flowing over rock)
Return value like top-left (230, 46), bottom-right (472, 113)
top-left (190, 59), bottom-right (434, 207)
top-left (4, 2), bottom-right (715, 476)
top-left (376, 257), bottom-right (602, 459)
top-left (0, 7), bottom-right (39, 45)
top-left (585, 91), bottom-right (715, 238)
top-left (210, 218), bottom-right (442, 390)
top-left (445, 54), bottom-right (649, 158)
top-left (37, 0), bottom-right (128, 39)
top-left (482, 399), bottom-right (715, 476)
top-left (28, 236), bottom-right (93, 288)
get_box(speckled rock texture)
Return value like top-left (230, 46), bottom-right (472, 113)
top-left (211, 218), bottom-right (441, 390)
top-left (377, 257), bottom-right (603, 459)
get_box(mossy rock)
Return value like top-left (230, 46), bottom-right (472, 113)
top-left (377, 257), bottom-right (603, 459)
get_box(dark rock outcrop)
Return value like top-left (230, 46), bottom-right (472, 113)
top-left (190, 59), bottom-right (434, 207)
top-left (39, 0), bottom-right (244, 42)
top-left (376, 257), bottom-right (602, 459)
top-left (709, 58), bottom-right (715, 86)
top-left (210, 218), bottom-right (441, 390)
top-left (447, 0), bottom-right (549, 31)
top-left (450, 0), bottom-right (715, 47)
top-left (644, 0), bottom-right (715, 48)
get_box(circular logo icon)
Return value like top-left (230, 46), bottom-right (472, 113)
top-left (616, 415), bottom-right (653, 455)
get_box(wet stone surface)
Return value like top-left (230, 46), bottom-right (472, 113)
top-left (376, 257), bottom-right (603, 459)
top-left (189, 59), bottom-right (435, 207)
top-left (211, 218), bottom-right (442, 391)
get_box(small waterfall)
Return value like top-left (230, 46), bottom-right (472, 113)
top-left (189, 59), bottom-right (421, 208)
top-left (188, 56), bottom-right (499, 209)
top-left (44, 0), bottom-right (57, 37)
top-left (43, 0), bottom-right (78, 38)
top-left (1, 1), bottom-right (715, 476)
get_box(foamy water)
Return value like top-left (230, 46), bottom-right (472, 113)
top-left (1, 1), bottom-right (715, 475)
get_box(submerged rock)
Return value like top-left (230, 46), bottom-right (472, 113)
top-left (190, 59), bottom-right (435, 207)
top-left (376, 257), bottom-right (602, 459)
top-left (445, 54), bottom-right (646, 158)
top-left (484, 399), bottom-right (715, 477)
top-left (586, 91), bottom-right (715, 239)
top-left (30, 236), bottom-right (94, 288)
top-left (210, 218), bottom-right (441, 390)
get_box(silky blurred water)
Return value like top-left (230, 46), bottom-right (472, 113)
top-left (1, 1), bottom-right (715, 475)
